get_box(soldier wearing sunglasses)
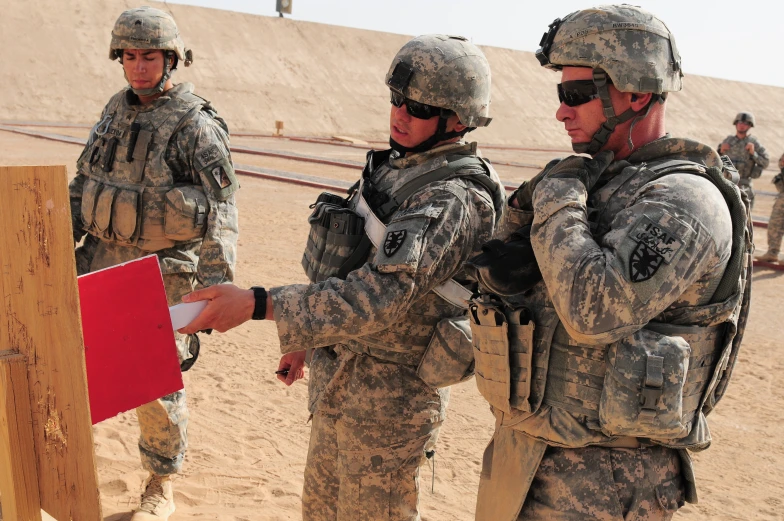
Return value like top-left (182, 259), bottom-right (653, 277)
top-left (467, 5), bottom-right (750, 521)
top-left (179, 34), bottom-right (505, 520)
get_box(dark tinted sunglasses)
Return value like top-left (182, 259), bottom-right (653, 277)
top-left (390, 91), bottom-right (446, 119)
top-left (557, 80), bottom-right (603, 107)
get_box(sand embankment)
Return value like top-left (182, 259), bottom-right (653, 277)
top-left (2, 0), bottom-right (784, 152)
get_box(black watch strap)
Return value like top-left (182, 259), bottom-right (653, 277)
top-left (251, 286), bottom-right (267, 320)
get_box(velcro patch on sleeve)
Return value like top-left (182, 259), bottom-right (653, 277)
top-left (374, 204), bottom-right (443, 274)
top-left (622, 213), bottom-right (692, 288)
top-left (195, 144), bottom-right (225, 170)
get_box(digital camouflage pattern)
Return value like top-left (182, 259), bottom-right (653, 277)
top-left (270, 141), bottom-right (503, 519)
top-left (302, 412), bottom-right (440, 521)
top-left (385, 35), bottom-right (492, 127)
top-left (540, 4), bottom-right (683, 94)
top-left (760, 153), bottom-right (784, 258)
top-left (474, 136), bottom-right (741, 520)
top-left (71, 82), bottom-right (238, 477)
top-left (719, 134), bottom-right (768, 181)
top-left (733, 111), bottom-right (755, 127)
top-left (719, 133), bottom-right (769, 207)
top-left (517, 446), bottom-right (684, 520)
top-left (110, 6), bottom-right (192, 65)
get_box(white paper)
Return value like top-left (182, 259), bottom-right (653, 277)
top-left (169, 301), bottom-right (208, 331)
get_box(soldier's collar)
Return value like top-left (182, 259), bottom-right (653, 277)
top-left (627, 134), bottom-right (722, 168)
top-left (390, 140), bottom-right (475, 169)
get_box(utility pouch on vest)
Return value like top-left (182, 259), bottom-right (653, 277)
top-left (600, 328), bottom-right (691, 439)
top-left (164, 186), bottom-right (209, 241)
top-left (93, 185), bottom-right (117, 235)
top-left (469, 297), bottom-right (512, 413)
top-left (112, 189), bottom-right (141, 242)
top-left (302, 192), bottom-right (367, 283)
top-left (81, 178), bottom-right (102, 229)
top-left (416, 316), bottom-right (474, 388)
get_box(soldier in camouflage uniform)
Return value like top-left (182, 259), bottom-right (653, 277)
top-left (466, 6), bottom-right (751, 521)
top-left (180, 35), bottom-right (505, 521)
top-left (719, 112), bottom-right (769, 209)
top-left (70, 7), bottom-right (239, 520)
top-left (756, 152), bottom-right (784, 262)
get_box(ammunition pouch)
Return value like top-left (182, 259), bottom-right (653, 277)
top-left (416, 316), bottom-right (475, 389)
top-left (81, 177), bottom-right (208, 251)
top-left (301, 192), bottom-right (369, 283)
top-left (469, 298), bottom-right (536, 415)
top-left (599, 323), bottom-right (724, 439)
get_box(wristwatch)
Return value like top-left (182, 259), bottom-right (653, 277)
top-left (251, 286), bottom-right (267, 320)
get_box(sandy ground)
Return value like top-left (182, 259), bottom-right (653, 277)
top-left (1, 128), bottom-right (783, 520)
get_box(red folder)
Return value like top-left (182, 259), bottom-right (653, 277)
top-left (78, 255), bottom-right (184, 424)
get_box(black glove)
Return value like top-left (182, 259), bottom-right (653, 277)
top-left (465, 225), bottom-right (543, 297)
top-left (541, 150), bottom-right (614, 193)
top-left (513, 158), bottom-right (561, 211)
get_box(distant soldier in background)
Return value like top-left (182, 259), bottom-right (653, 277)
top-left (756, 152), bottom-right (784, 262)
top-left (70, 7), bottom-right (239, 520)
top-left (719, 112), bottom-right (769, 209)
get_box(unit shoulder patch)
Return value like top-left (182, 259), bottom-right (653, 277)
top-left (384, 230), bottom-right (407, 257)
top-left (628, 216), bottom-right (685, 283)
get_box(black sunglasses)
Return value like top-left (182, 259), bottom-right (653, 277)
top-left (390, 91), bottom-right (448, 120)
top-left (557, 80), bottom-right (606, 107)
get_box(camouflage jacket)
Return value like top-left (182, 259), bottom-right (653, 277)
top-left (271, 141), bottom-right (503, 422)
top-left (495, 136), bottom-right (734, 444)
top-left (70, 83), bottom-right (239, 286)
top-left (719, 134), bottom-right (769, 181)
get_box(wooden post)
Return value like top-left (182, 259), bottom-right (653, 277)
top-left (0, 352), bottom-right (42, 521)
top-left (0, 166), bottom-right (102, 520)
top-left (275, 120), bottom-right (285, 136)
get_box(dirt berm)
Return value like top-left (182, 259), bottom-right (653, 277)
top-left (3, 0), bottom-right (784, 151)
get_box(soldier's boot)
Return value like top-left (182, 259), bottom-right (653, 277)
top-left (756, 250), bottom-right (780, 263)
top-left (130, 473), bottom-right (176, 521)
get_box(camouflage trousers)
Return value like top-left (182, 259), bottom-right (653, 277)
top-left (517, 445), bottom-right (684, 521)
top-left (301, 412), bottom-right (441, 521)
top-left (766, 193), bottom-right (784, 254)
top-left (76, 239), bottom-right (195, 476)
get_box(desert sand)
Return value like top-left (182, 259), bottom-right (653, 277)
top-left (1, 0), bottom-right (784, 520)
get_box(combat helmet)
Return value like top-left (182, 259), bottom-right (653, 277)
top-left (385, 34), bottom-right (492, 153)
top-left (536, 5), bottom-right (683, 154)
top-left (109, 6), bottom-right (193, 96)
top-left (733, 112), bottom-right (755, 127)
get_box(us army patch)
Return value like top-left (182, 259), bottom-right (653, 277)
top-left (384, 230), bottom-right (407, 257)
top-left (195, 144), bottom-right (223, 169)
top-left (628, 217), bottom-right (685, 282)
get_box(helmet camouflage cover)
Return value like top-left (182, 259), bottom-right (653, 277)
top-left (385, 34), bottom-right (492, 127)
top-left (536, 4), bottom-right (682, 94)
top-left (110, 6), bottom-right (192, 66)
top-left (733, 112), bottom-right (755, 127)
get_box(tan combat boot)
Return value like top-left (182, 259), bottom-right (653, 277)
top-left (756, 250), bottom-right (780, 263)
top-left (130, 473), bottom-right (176, 521)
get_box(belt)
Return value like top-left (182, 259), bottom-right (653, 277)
top-left (598, 436), bottom-right (642, 449)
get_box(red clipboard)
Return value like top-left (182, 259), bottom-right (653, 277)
top-left (78, 255), bottom-right (184, 424)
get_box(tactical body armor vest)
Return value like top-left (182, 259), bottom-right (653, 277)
top-left (302, 146), bottom-right (504, 387)
top-left (470, 158), bottom-right (751, 449)
top-left (79, 86), bottom-right (212, 252)
top-left (724, 136), bottom-right (763, 184)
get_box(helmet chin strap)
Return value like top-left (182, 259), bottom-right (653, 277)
top-left (390, 114), bottom-right (473, 155)
top-left (572, 69), bottom-right (648, 156)
top-left (123, 52), bottom-right (176, 98)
